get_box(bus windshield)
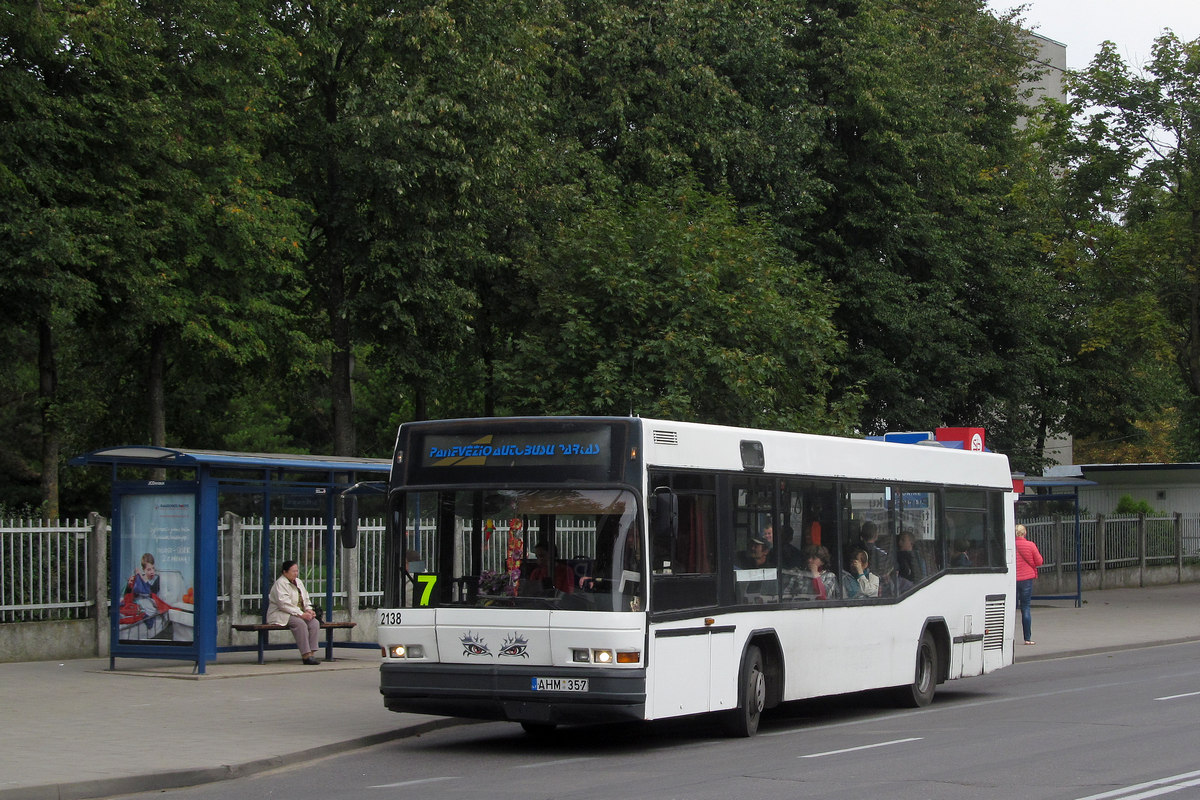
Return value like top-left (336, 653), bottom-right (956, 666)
top-left (398, 488), bottom-right (644, 612)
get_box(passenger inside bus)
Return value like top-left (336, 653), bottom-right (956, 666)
top-left (896, 531), bottom-right (926, 584)
top-left (842, 547), bottom-right (879, 598)
top-left (735, 536), bottom-right (778, 603)
top-left (573, 518), bottom-right (643, 611)
top-left (951, 539), bottom-right (972, 567)
top-left (777, 525), bottom-right (805, 569)
top-left (857, 521), bottom-right (890, 575)
top-left (782, 545), bottom-right (838, 600)
top-left (736, 536), bottom-right (770, 569)
top-left (520, 539), bottom-right (574, 596)
top-left (760, 524), bottom-right (775, 552)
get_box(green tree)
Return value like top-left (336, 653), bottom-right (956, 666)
top-left (1, 0), bottom-right (310, 513)
top-left (555, 0), bottom-right (826, 218)
top-left (506, 181), bottom-right (859, 431)
top-left (797, 0), bottom-right (1041, 438)
top-left (95, 0), bottom-right (310, 449)
top-left (0, 0), bottom-right (155, 515)
top-left (1063, 32), bottom-right (1199, 457)
top-left (272, 0), bottom-right (557, 449)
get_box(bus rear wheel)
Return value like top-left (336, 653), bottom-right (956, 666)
top-left (895, 631), bottom-right (938, 708)
top-left (723, 644), bottom-right (765, 737)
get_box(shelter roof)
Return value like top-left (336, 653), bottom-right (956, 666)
top-left (70, 446), bottom-right (390, 473)
top-left (1020, 474), bottom-right (1097, 489)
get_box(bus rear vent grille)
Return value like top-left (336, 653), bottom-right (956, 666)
top-left (652, 430), bottom-right (679, 446)
top-left (984, 597), bottom-right (1006, 651)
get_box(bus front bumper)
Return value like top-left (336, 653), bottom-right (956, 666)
top-left (380, 662), bottom-right (647, 725)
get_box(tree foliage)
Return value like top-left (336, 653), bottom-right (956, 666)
top-left (506, 180), bottom-right (858, 431)
top-left (5, 0), bottom-right (1165, 514)
top-left (1058, 33), bottom-right (1200, 458)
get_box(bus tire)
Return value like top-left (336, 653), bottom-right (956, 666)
top-left (723, 644), bottom-right (766, 737)
top-left (895, 631), bottom-right (938, 708)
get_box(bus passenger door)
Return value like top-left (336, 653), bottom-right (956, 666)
top-left (647, 482), bottom-right (724, 719)
top-left (649, 624), bottom-right (737, 717)
top-left (650, 627), bottom-right (714, 718)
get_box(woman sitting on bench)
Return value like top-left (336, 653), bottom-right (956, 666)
top-left (268, 560), bottom-right (321, 665)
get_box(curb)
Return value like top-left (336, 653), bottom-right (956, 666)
top-left (1014, 636), bottom-right (1200, 664)
top-left (0, 718), bottom-right (468, 800)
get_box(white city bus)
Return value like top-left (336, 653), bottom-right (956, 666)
top-left (358, 416), bottom-right (1015, 736)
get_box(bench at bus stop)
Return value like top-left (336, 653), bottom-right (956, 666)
top-left (232, 620), bottom-right (358, 664)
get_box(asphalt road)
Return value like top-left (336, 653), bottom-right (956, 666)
top-left (108, 641), bottom-right (1200, 800)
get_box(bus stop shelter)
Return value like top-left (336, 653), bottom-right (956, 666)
top-left (70, 446), bottom-right (390, 673)
top-left (1015, 474), bottom-right (1096, 608)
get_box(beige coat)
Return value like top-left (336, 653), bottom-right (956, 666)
top-left (266, 574), bottom-right (313, 626)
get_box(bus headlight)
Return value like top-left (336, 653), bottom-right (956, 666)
top-left (388, 644), bottom-right (425, 659)
top-left (572, 647), bottom-right (639, 664)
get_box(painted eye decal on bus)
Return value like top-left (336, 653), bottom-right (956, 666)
top-left (498, 633), bottom-right (529, 659)
top-left (458, 631), bottom-right (529, 658)
top-left (460, 632), bottom-right (490, 657)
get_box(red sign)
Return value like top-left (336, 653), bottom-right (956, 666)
top-left (936, 427), bottom-right (986, 452)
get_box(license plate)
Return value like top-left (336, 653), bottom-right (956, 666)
top-left (532, 677), bottom-right (589, 692)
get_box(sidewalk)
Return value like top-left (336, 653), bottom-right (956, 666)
top-left (2, 583), bottom-right (1197, 800)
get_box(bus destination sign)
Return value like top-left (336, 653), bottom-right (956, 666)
top-left (420, 428), bottom-right (612, 469)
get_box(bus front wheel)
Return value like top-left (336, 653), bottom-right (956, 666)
top-left (723, 644), bottom-right (765, 737)
top-left (895, 631), bottom-right (938, 708)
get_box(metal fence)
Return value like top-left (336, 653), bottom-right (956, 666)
top-left (213, 515), bottom-right (598, 614)
top-left (1019, 513), bottom-right (1200, 575)
top-left (1, 519), bottom-right (94, 623)
top-left (5, 512), bottom-right (1198, 622)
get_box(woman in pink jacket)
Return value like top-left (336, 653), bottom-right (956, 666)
top-left (1015, 525), bottom-right (1044, 645)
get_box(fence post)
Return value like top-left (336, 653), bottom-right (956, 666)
top-left (1096, 514), bottom-right (1106, 590)
top-left (343, 539), bottom-right (359, 622)
top-left (1138, 513), bottom-right (1147, 588)
top-left (1176, 512), bottom-right (1184, 584)
top-left (88, 512), bottom-right (109, 658)
top-left (1052, 514), bottom-right (1064, 593)
top-left (224, 512), bottom-right (242, 642)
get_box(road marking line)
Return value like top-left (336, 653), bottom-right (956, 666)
top-left (763, 667), bottom-right (1200, 740)
top-left (1073, 770), bottom-right (1200, 800)
top-left (1154, 690), bottom-right (1200, 700)
top-left (800, 737), bottom-right (923, 759)
top-left (514, 757), bottom-right (598, 769)
top-left (369, 776), bottom-right (458, 788)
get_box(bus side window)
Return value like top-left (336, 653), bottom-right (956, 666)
top-left (651, 494), bottom-right (718, 611)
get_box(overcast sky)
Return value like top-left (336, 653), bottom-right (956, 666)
top-left (987, 0), bottom-right (1200, 71)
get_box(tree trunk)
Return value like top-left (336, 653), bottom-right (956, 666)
top-left (414, 386), bottom-right (428, 422)
top-left (1186, 207), bottom-right (1200, 398)
top-left (330, 291), bottom-right (356, 456)
top-left (148, 325), bottom-right (167, 447)
top-left (38, 317), bottom-right (60, 519)
top-left (322, 71), bottom-right (355, 458)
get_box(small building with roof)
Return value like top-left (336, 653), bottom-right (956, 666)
top-left (1043, 463), bottom-right (1200, 515)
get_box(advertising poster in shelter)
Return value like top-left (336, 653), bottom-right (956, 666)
top-left (117, 494), bottom-right (196, 644)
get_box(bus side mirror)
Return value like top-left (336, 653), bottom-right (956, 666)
top-left (652, 488), bottom-right (678, 540)
top-left (338, 480), bottom-right (387, 549)
top-left (338, 495), bottom-right (359, 549)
